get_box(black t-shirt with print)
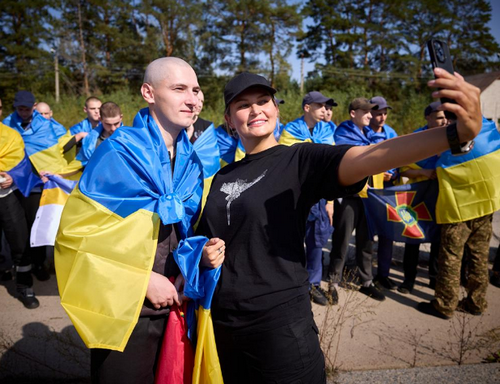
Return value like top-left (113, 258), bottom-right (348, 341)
top-left (197, 143), bottom-right (366, 328)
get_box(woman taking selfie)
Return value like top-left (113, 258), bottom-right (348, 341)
top-left (197, 69), bottom-right (481, 383)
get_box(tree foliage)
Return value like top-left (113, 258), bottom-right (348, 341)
top-left (0, 0), bottom-right (498, 104)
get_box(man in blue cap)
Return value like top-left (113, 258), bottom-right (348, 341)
top-left (279, 91), bottom-right (337, 305)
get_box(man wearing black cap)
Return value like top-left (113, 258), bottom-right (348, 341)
top-left (367, 96), bottom-right (399, 291)
top-left (327, 97), bottom-right (386, 302)
top-left (397, 101), bottom-right (446, 294)
top-left (279, 91), bottom-right (337, 306)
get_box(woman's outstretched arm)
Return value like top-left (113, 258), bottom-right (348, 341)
top-left (338, 69), bottom-right (482, 187)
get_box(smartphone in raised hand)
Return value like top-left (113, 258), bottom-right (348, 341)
top-left (426, 38), bottom-right (457, 120)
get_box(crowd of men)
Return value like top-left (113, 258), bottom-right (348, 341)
top-left (0, 84), bottom-right (499, 324)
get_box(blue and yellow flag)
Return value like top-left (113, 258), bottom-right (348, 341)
top-left (435, 117), bottom-right (500, 224)
top-left (3, 111), bottom-right (73, 176)
top-left (69, 118), bottom-right (94, 135)
top-left (0, 122), bottom-right (42, 196)
top-left (363, 180), bottom-right (440, 244)
top-left (214, 125), bottom-right (245, 166)
top-left (55, 108), bottom-right (205, 351)
top-left (174, 237), bottom-right (223, 384)
top-left (31, 175), bottom-right (77, 247)
top-left (279, 117), bottom-right (335, 146)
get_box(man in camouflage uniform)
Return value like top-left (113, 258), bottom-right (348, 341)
top-left (418, 117), bottom-right (498, 319)
top-left (429, 215), bottom-right (492, 318)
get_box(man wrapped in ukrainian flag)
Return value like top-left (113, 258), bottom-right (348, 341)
top-left (55, 57), bottom-right (224, 383)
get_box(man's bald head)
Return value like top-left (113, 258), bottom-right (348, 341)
top-left (36, 102), bottom-right (52, 120)
top-left (143, 57), bottom-right (194, 88)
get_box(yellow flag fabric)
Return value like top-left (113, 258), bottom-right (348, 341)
top-left (435, 118), bottom-right (500, 224)
top-left (192, 308), bottom-right (224, 383)
top-left (0, 123), bottom-right (25, 171)
top-left (56, 188), bottom-right (160, 351)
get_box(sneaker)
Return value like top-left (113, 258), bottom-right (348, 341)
top-left (374, 275), bottom-right (397, 291)
top-left (417, 302), bottom-right (451, 320)
top-left (32, 265), bottom-right (50, 281)
top-left (327, 283), bottom-right (339, 305)
top-left (397, 282), bottom-right (412, 294)
top-left (457, 299), bottom-right (483, 316)
top-left (359, 283), bottom-right (386, 301)
top-left (490, 273), bottom-right (500, 288)
top-left (310, 286), bottom-right (328, 306)
top-left (17, 286), bottom-right (40, 309)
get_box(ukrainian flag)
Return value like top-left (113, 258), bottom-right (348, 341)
top-left (3, 111), bottom-right (73, 176)
top-left (174, 237), bottom-right (224, 383)
top-left (31, 175), bottom-right (77, 247)
top-left (0, 123), bottom-right (42, 196)
top-left (55, 109), bottom-right (205, 351)
top-left (435, 117), bottom-right (500, 224)
top-left (279, 117), bottom-right (335, 145)
top-left (215, 125), bottom-right (245, 166)
top-left (59, 124), bottom-right (104, 175)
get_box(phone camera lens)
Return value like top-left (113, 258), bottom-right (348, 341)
top-left (434, 41), bottom-right (445, 62)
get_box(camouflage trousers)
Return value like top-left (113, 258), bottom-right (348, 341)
top-left (433, 214), bottom-right (492, 317)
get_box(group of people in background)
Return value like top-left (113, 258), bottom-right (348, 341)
top-left (0, 57), bottom-right (498, 383)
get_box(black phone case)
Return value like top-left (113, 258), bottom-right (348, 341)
top-left (427, 39), bottom-right (456, 120)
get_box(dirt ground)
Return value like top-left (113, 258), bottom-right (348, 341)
top-left (1, 213), bottom-right (499, 383)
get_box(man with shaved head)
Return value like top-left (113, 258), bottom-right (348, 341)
top-left (56, 57), bottom-right (223, 383)
top-left (35, 101), bottom-right (67, 137)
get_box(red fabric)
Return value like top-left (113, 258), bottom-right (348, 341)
top-left (155, 295), bottom-right (194, 383)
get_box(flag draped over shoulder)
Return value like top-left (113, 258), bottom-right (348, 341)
top-left (334, 120), bottom-right (384, 196)
top-left (215, 125), bottom-right (245, 166)
top-left (435, 118), bottom-right (500, 224)
top-left (279, 117), bottom-right (335, 145)
top-left (0, 123), bottom-right (42, 196)
top-left (55, 108), bottom-right (204, 351)
top-left (70, 118), bottom-right (93, 135)
top-left (31, 175), bottom-right (77, 247)
top-left (363, 180), bottom-right (440, 244)
top-left (59, 124), bottom-right (104, 175)
top-left (3, 111), bottom-right (72, 175)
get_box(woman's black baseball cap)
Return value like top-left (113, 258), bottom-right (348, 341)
top-left (224, 72), bottom-right (277, 107)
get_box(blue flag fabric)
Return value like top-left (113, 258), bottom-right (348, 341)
top-left (69, 118), bottom-right (94, 135)
top-left (75, 124), bottom-right (103, 166)
top-left (8, 155), bottom-right (43, 196)
top-left (334, 120), bottom-right (373, 146)
top-left (282, 117), bottom-right (335, 144)
top-left (363, 180), bottom-right (440, 244)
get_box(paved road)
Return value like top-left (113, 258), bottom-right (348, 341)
top-left (1, 213), bottom-right (499, 383)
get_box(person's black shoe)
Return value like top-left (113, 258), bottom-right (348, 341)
top-left (490, 273), bottom-right (500, 288)
top-left (429, 278), bottom-right (436, 290)
top-left (417, 302), bottom-right (451, 320)
top-left (359, 283), bottom-right (386, 301)
top-left (310, 286), bottom-right (328, 306)
top-left (327, 283), bottom-right (339, 305)
top-left (397, 282), bottom-right (412, 294)
top-left (457, 299), bottom-right (483, 316)
top-left (17, 286), bottom-right (40, 309)
top-left (32, 265), bottom-right (50, 281)
top-left (374, 275), bottom-right (397, 291)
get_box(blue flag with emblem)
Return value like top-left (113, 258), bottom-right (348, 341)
top-left (363, 180), bottom-right (440, 244)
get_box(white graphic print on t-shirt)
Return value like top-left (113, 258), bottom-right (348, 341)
top-left (220, 170), bottom-right (267, 225)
